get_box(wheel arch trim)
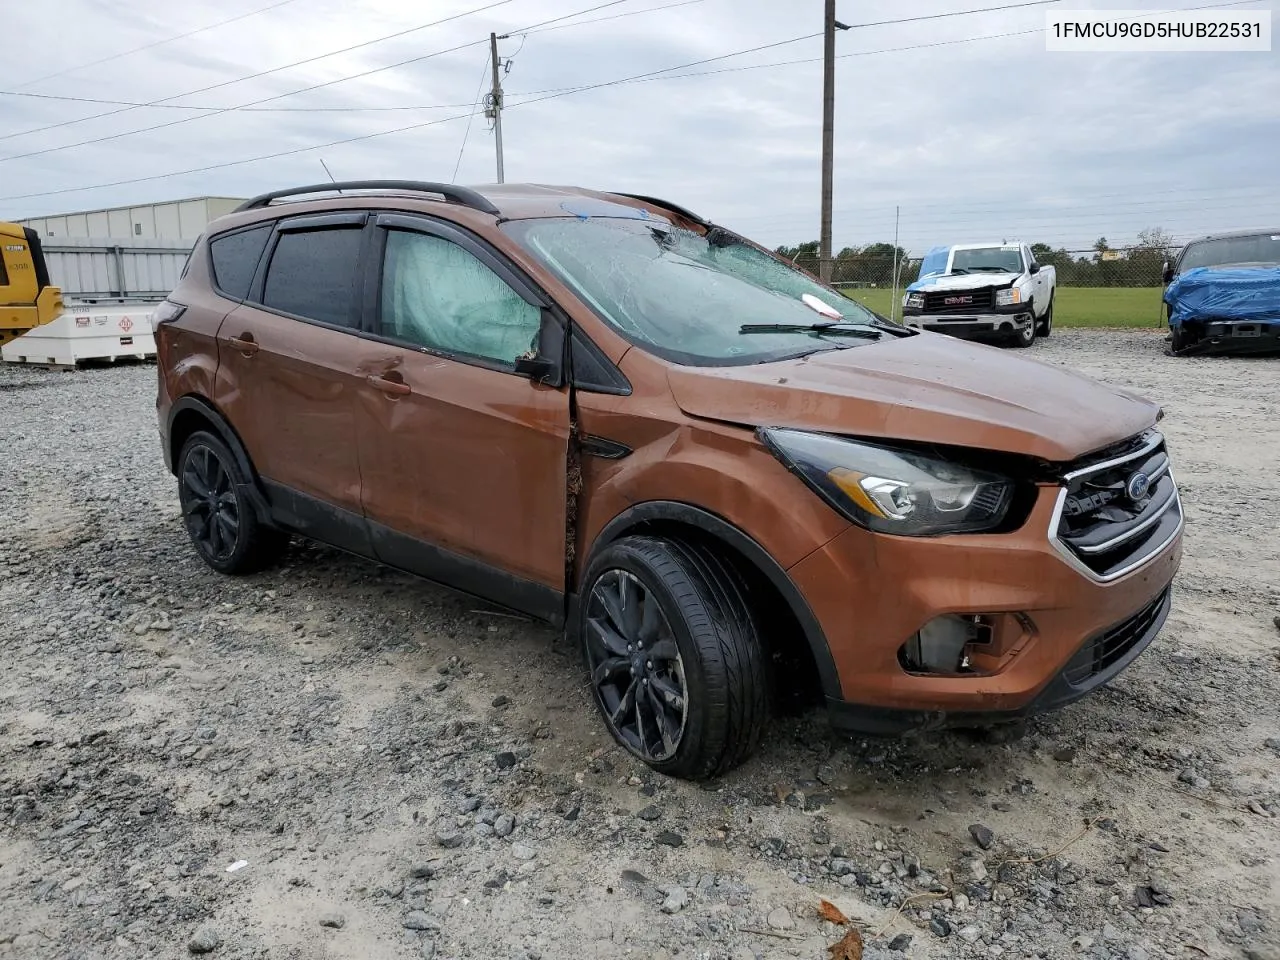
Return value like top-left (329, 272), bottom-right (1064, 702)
top-left (167, 395), bottom-right (272, 523)
top-left (578, 500), bottom-right (843, 701)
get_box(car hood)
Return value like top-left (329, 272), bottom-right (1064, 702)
top-left (666, 334), bottom-right (1160, 462)
top-left (908, 272), bottom-right (1021, 292)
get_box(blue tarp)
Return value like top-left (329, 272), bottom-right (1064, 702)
top-left (909, 246), bottom-right (950, 290)
top-left (1163, 266), bottom-right (1280, 328)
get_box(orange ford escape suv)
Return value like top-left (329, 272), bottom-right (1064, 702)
top-left (156, 181), bottom-right (1184, 780)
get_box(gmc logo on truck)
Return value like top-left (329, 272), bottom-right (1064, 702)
top-left (945, 295), bottom-right (974, 305)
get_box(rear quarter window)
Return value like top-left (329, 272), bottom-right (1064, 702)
top-left (209, 225), bottom-right (271, 300)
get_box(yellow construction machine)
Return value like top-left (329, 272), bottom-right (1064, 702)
top-left (0, 222), bottom-right (64, 345)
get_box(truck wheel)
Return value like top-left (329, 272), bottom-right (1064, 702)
top-left (1010, 321), bottom-right (1036, 348)
top-left (579, 535), bottom-right (769, 780)
top-left (1036, 298), bottom-right (1054, 337)
top-left (177, 431), bottom-right (286, 575)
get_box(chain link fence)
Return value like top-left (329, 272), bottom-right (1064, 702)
top-left (788, 247), bottom-right (1171, 290)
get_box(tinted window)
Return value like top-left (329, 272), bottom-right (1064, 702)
top-left (262, 227), bottom-right (363, 327)
top-left (209, 225), bottom-right (270, 299)
top-left (379, 230), bottom-right (540, 364)
top-left (0, 251), bottom-right (8, 287)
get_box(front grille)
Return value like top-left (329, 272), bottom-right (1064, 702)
top-left (1063, 586), bottom-right (1170, 686)
top-left (924, 288), bottom-right (994, 312)
top-left (1053, 431), bottom-right (1183, 580)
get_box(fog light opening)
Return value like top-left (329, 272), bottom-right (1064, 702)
top-left (899, 615), bottom-right (995, 676)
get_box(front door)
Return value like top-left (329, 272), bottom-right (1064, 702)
top-left (214, 213), bottom-right (372, 554)
top-left (352, 214), bottom-right (570, 620)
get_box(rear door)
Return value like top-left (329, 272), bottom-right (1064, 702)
top-left (351, 213), bottom-right (571, 620)
top-left (214, 212), bottom-right (373, 554)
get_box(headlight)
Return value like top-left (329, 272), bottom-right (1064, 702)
top-left (904, 292), bottom-right (925, 309)
top-left (995, 286), bottom-right (1022, 306)
top-left (761, 428), bottom-right (1015, 536)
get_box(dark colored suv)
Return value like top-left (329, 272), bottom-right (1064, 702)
top-left (157, 181), bottom-right (1183, 779)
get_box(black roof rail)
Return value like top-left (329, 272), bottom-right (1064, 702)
top-left (607, 192), bottom-right (710, 227)
top-left (234, 180), bottom-right (500, 216)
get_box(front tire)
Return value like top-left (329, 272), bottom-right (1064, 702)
top-left (579, 536), bottom-right (769, 780)
top-left (1009, 319), bottom-right (1036, 348)
top-left (177, 431), bottom-right (285, 575)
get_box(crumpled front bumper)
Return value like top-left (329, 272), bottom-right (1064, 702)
top-left (904, 311), bottom-right (1034, 338)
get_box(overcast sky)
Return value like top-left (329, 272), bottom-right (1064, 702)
top-left (2, 0), bottom-right (1277, 253)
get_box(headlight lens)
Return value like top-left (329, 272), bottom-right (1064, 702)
top-left (994, 286), bottom-right (1022, 306)
top-left (904, 292), bottom-right (925, 309)
top-left (761, 428), bottom-right (1015, 536)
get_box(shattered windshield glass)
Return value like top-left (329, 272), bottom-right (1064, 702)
top-left (502, 217), bottom-right (889, 365)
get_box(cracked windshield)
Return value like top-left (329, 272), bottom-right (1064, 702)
top-left (505, 215), bottom-right (887, 364)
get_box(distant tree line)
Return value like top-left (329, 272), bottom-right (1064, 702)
top-left (776, 228), bottom-right (1180, 288)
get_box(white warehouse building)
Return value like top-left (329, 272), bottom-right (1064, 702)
top-left (18, 196), bottom-right (246, 242)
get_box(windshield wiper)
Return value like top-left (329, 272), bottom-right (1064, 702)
top-left (739, 321), bottom-right (883, 338)
top-left (947, 268), bottom-right (970, 274)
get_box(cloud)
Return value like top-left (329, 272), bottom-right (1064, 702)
top-left (2, 0), bottom-right (1277, 253)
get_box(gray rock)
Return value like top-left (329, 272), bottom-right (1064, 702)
top-left (318, 913), bottom-right (345, 929)
top-left (409, 862), bottom-right (435, 879)
top-left (959, 857), bottom-right (988, 882)
top-left (958, 925), bottom-right (982, 943)
top-left (495, 751), bottom-right (518, 769)
top-left (929, 917), bottom-right (951, 938)
top-left (888, 934), bottom-right (912, 951)
top-left (660, 885), bottom-right (689, 914)
top-left (187, 927), bottom-right (221, 954)
top-left (457, 796), bottom-right (481, 813)
top-left (494, 813), bottom-right (515, 837)
top-left (655, 831), bottom-right (683, 847)
top-left (511, 844), bottom-right (536, 861)
top-left (435, 827), bottom-right (464, 848)
top-left (766, 907), bottom-right (794, 930)
top-left (403, 911), bottom-right (441, 931)
top-left (1053, 746), bottom-right (1078, 762)
top-left (968, 824), bottom-right (995, 850)
top-left (1238, 910), bottom-right (1264, 934)
top-left (635, 805), bottom-right (662, 821)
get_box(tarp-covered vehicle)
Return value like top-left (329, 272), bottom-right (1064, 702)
top-left (1162, 230), bottom-right (1280, 356)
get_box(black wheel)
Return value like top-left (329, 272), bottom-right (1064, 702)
top-left (177, 431), bottom-right (285, 575)
top-left (1036, 298), bottom-right (1054, 337)
top-left (1009, 319), bottom-right (1036, 348)
top-left (579, 535), bottom-right (769, 780)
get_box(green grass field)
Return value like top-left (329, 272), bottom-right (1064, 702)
top-left (842, 286), bottom-right (1167, 329)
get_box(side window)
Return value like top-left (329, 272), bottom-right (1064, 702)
top-left (261, 227), bottom-right (363, 327)
top-left (379, 229), bottom-right (541, 365)
top-left (0, 251), bottom-right (9, 287)
top-left (209, 225), bottom-right (270, 299)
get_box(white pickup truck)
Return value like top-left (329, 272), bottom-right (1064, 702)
top-left (901, 242), bottom-right (1056, 347)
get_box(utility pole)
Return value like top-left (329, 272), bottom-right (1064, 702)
top-left (820, 3), bottom-right (849, 282)
top-left (488, 32), bottom-right (505, 183)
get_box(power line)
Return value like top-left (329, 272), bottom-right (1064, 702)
top-left (3, 0), bottom-right (1266, 203)
top-left (0, 0), bottom-right (647, 163)
top-left (0, 0), bottom-right (519, 146)
top-left (519, 0), bottom-right (705, 34)
top-left (16, 0), bottom-right (303, 88)
top-left (452, 51), bottom-right (495, 183)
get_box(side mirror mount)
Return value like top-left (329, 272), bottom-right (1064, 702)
top-left (514, 355), bottom-right (555, 382)
top-left (1028, 262), bottom-right (1040, 275)
top-left (1161, 261), bottom-right (1174, 284)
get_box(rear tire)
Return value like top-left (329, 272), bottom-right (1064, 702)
top-left (177, 431), bottom-right (285, 575)
top-left (579, 535), bottom-right (769, 780)
top-left (1036, 298), bottom-right (1054, 337)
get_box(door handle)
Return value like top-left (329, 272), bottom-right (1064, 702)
top-left (368, 374), bottom-right (411, 397)
top-left (228, 333), bottom-right (259, 356)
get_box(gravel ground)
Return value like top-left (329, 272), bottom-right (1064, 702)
top-left (1, 329), bottom-right (1277, 960)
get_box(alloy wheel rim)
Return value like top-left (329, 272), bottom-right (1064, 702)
top-left (584, 569), bottom-right (688, 762)
top-left (181, 445), bottom-right (239, 563)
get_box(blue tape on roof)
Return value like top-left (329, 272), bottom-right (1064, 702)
top-left (1163, 266), bottom-right (1280, 327)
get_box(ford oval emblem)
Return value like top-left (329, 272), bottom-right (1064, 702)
top-left (1126, 471), bottom-right (1151, 501)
